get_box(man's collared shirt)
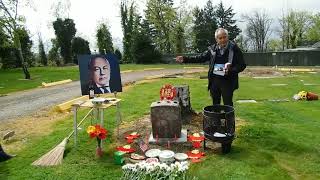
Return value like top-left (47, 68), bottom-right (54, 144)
top-left (218, 42), bottom-right (229, 55)
top-left (97, 85), bottom-right (111, 93)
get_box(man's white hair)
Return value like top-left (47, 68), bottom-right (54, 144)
top-left (215, 28), bottom-right (229, 39)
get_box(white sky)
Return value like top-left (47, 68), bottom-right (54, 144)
top-left (21, 0), bottom-right (320, 52)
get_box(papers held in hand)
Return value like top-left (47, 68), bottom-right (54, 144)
top-left (213, 64), bottom-right (226, 76)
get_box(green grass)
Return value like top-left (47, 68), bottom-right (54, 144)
top-left (0, 64), bottom-right (206, 95)
top-left (1, 72), bottom-right (320, 179)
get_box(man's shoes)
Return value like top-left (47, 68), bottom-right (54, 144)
top-left (0, 144), bottom-right (15, 162)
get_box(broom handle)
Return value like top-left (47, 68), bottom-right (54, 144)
top-left (66, 108), bottom-right (94, 140)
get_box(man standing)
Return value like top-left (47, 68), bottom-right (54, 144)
top-left (0, 144), bottom-right (14, 162)
top-left (176, 28), bottom-right (246, 106)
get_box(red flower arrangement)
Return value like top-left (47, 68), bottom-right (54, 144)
top-left (87, 125), bottom-right (107, 140)
top-left (87, 124), bottom-right (108, 157)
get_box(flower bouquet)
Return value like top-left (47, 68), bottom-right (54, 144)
top-left (121, 161), bottom-right (191, 180)
top-left (87, 124), bottom-right (108, 157)
top-left (293, 91), bottom-right (319, 101)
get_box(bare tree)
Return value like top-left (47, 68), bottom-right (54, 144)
top-left (243, 10), bottom-right (272, 52)
top-left (235, 34), bottom-right (250, 52)
top-left (50, 0), bottom-right (71, 19)
top-left (0, 0), bottom-right (30, 79)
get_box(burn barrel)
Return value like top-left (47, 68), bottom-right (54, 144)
top-left (203, 105), bottom-right (235, 153)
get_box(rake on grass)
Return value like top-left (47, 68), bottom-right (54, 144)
top-left (32, 109), bottom-right (93, 166)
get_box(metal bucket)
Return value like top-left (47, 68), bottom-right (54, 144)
top-left (203, 105), bottom-right (235, 153)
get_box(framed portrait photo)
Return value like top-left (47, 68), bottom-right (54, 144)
top-left (78, 54), bottom-right (122, 95)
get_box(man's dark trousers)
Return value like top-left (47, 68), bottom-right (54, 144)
top-left (210, 76), bottom-right (234, 106)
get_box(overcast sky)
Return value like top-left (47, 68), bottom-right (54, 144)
top-left (22, 0), bottom-right (320, 52)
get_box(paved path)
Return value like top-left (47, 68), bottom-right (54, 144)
top-left (0, 68), bottom-right (206, 121)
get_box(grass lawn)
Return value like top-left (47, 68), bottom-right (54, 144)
top-left (0, 64), bottom-right (206, 95)
top-left (1, 72), bottom-right (320, 179)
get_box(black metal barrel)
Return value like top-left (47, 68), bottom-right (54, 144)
top-left (203, 105), bottom-right (235, 153)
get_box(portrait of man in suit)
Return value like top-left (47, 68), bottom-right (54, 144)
top-left (78, 54), bottom-right (122, 96)
top-left (89, 55), bottom-right (111, 94)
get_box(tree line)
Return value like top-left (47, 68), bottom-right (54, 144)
top-left (120, 0), bottom-right (241, 63)
top-left (1, 0), bottom-right (320, 79)
top-left (240, 9), bottom-right (320, 52)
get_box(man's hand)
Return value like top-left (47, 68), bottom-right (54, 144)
top-left (176, 56), bottom-right (184, 63)
top-left (224, 63), bottom-right (232, 75)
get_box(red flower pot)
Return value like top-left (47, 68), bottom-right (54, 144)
top-left (307, 92), bottom-right (319, 101)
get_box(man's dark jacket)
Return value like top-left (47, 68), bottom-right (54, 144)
top-left (183, 41), bottom-right (246, 91)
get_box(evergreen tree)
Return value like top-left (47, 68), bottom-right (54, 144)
top-left (15, 28), bottom-right (34, 67)
top-left (145, 0), bottom-right (176, 53)
top-left (174, 24), bottom-right (185, 54)
top-left (114, 49), bottom-right (122, 63)
top-left (192, 1), bottom-right (218, 52)
top-left (0, 27), bottom-right (17, 69)
top-left (71, 37), bottom-right (91, 64)
top-left (53, 18), bottom-right (77, 64)
top-left (215, 1), bottom-right (241, 40)
top-left (96, 23), bottom-right (113, 54)
top-left (38, 36), bottom-right (48, 66)
top-left (120, 1), bottom-right (136, 63)
top-left (132, 18), bottom-right (161, 64)
top-left (48, 38), bottom-right (62, 66)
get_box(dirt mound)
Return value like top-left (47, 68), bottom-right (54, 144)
top-left (114, 113), bottom-right (246, 154)
top-left (241, 68), bottom-right (284, 77)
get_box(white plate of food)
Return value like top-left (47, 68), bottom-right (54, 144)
top-left (92, 97), bottom-right (106, 104)
top-left (145, 149), bottom-right (161, 158)
top-left (174, 153), bottom-right (188, 161)
top-left (130, 153), bottom-right (146, 160)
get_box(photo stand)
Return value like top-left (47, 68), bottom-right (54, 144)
top-left (72, 93), bottom-right (122, 148)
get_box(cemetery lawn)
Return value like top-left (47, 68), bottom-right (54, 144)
top-left (0, 64), bottom-right (205, 95)
top-left (1, 72), bottom-right (320, 179)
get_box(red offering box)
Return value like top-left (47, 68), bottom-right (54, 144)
top-left (126, 134), bottom-right (140, 139)
top-left (125, 134), bottom-right (140, 143)
top-left (188, 134), bottom-right (205, 148)
top-left (188, 135), bottom-right (205, 142)
top-left (186, 151), bottom-right (205, 159)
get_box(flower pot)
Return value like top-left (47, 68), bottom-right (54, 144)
top-left (96, 147), bottom-right (103, 158)
top-left (307, 92), bottom-right (319, 101)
